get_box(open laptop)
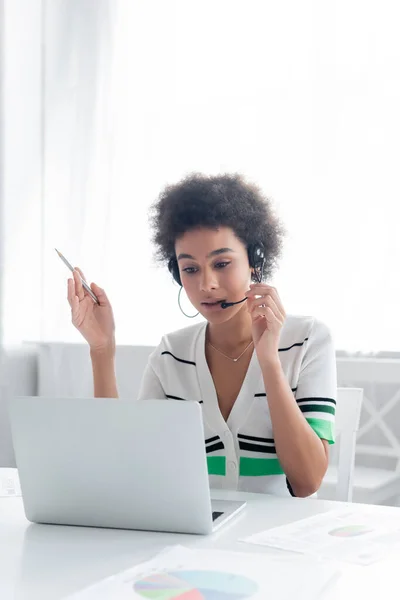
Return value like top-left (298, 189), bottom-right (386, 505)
top-left (8, 397), bottom-right (245, 534)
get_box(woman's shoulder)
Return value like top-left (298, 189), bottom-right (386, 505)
top-left (162, 321), bottom-right (206, 346)
top-left (280, 315), bottom-right (332, 349)
top-left (148, 321), bottom-right (206, 366)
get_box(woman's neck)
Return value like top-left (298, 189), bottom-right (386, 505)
top-left (206, 306), bottom-right (253, 354)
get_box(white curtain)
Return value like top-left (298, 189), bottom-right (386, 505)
top-left (3, 0), bottom-right (400, 352)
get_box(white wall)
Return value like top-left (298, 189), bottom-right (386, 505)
top-left (2, 0), bottom-right (43, 345)
top-left (0, 0), bottom-right (4, 355)
top-left (2, 1), bottom-right (400, 352)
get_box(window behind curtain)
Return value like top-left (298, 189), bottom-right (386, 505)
top-left (3, 0), bottom-right (400, 352)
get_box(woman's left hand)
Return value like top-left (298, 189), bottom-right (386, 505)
top-left (246, 283), bottom-right (286, 363)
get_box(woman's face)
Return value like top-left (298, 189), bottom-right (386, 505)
top-left (174, 226), bottom-right (252, 323)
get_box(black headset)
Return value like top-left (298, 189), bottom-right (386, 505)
top-left (168, 243), bottom-right (265, 287)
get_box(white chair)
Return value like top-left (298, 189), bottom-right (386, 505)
top-left (0, 385), bottom-right (15, 467)
top-left (37, 343), bottom-right (156, 399)
top-left (319, 387), bottom-right (363, 502)
top-left (0, 345), bottom-right (38, 467)
top-left (336, 357), bottom-right (400, 505)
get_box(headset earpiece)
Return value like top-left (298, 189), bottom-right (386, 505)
top-left (168, 257), bottom-right (182, 286)
top-left (248, 243), bottom-right (265, 283)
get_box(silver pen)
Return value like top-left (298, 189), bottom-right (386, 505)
top-left (55, 248), bottom-right (100, 305)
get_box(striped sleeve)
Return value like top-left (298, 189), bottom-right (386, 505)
top-left (295, 319), bottom-right (337, 444)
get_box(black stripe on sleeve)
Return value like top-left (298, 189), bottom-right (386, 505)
top-left (296, 397), bottom-right (336, 406)
top-left (161, 351), bottom-right (196, 366)
top-left (278, 337), bottom-right (309, 352)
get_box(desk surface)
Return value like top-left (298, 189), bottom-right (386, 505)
top-left (1, 490), bottom-right (400, 600)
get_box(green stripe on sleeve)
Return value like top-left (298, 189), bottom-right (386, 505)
top-left (239, 457), bottom-right (284, 477)
top-left (207, 456), bottom-right (226, 476)
top-left (306, 417), bottom-right (335, 444)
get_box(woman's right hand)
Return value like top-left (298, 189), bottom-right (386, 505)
top-left (67, 267), bottom-right (116, 353)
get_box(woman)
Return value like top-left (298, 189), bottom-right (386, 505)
top-left (67, 173), bottom-right (336, 498)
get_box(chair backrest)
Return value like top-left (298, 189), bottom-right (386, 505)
top-left (333, 387), bottom-right (363, 502)
top-left (0, 385), bottom-right (15, 467)
top-left (337, 356), bottom-right (400, 470)
top-left (38, 343), bottom-right (156, 399)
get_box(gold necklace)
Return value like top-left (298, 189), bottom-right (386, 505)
top-left (208, 340), bottom-right (254, 363)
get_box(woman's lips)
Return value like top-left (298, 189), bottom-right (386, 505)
top-left (201, 300), bottom-right (225, 310)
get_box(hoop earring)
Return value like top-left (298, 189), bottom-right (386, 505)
top-left (178, 286), bottom-right (199, 318)
top-left (251, 268), bottom-right (262, 283)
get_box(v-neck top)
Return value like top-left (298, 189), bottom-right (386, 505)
top-left (137, 315), bottom-right (337, 497)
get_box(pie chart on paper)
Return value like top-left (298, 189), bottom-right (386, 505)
top-left (133, 569), bottom-right (259, 599)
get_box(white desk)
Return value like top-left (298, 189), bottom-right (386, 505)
top-left (1, 490), bottom-right (400, 599)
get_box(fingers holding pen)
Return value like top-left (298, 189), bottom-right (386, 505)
top-left (73, 268), bottom-right (85, 301)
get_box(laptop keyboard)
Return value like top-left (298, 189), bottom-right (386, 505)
top-left (212, 511), bottom-right (224, 521)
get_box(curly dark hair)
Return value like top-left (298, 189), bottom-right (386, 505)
top-left (149, 173), bottom-right (285, 281)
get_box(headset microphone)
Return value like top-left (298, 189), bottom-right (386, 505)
top-left (221, 297), bottom-right (248, 309)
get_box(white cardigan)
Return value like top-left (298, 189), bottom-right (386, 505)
top-left (138, 315), bottom-right (337, 496)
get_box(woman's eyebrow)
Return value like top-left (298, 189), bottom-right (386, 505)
top-left (177, 247), bottom-right (235, 261)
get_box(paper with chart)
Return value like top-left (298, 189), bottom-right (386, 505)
top-left (65, 545), bottom-right (339, 600)
top-left (242, 507), bottom-right (400, 565)
top-left (0, 468), bottom-right (21, 497)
